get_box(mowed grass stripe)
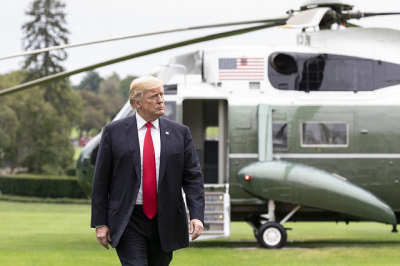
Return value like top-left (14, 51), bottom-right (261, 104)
top-left (1, 201), bottom-right (400, 265)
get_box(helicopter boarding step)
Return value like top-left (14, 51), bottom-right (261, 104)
top-left (186, 184), bottom-right (230, 241)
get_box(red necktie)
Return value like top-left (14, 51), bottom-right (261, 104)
top-left (143, 122), bottom-right (157, 219)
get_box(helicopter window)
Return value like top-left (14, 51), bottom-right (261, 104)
top-left (163, 101), bottom-right (176, 121)
top-left (269, 52), bottom-right (400, 91)
top-left (273, 123), bottom-right (288, 150)
top-left (298, 55), bottom-right (326, 91)
top-left (301, 122), bottom-right (348, 147)
top-left (163, 84), bottom-right (178, 95)
top-left (301, 58), bottom-right (373, 92)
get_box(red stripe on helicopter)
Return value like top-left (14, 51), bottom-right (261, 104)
top-left (219, 57), bottom-right (265, 80)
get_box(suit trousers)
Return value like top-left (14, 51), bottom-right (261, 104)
top-left (115, 205), bottom-right (173, 266)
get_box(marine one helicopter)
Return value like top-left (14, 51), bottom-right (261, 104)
top-left (2, 0), bottom-right (400, 249)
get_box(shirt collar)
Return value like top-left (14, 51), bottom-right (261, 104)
top-left (136, 113), bottom-right (159, 130)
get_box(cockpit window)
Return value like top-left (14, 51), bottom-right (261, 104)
top-left (268, 52), bottom-right (400, 91)
top-left (297, 56), bottom-right (373, 91)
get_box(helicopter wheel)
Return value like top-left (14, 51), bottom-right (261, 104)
top-left (256, 222), bottom-right (287, 249)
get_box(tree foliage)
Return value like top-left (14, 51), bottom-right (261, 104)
top-left (0, 0), bottom-right (84, 174)
top-left (1, 0), bottom-right (138, 173)
top-left (0, 68), bottom-right (136, 173)
top-left (77, 73), bottom-right (133, 136)
top-left (79, 90), bottom-right (110, 134)
top-left (22, 0), bottom-right (69, 80)
top-left (21, 0), bottom-right (83, 132)
top-left (0, 71), bottom-right (74, 174)
top-left (120, 75), bottom-right (137, 99)
top-left (76, 71), bottom-right (102, 93)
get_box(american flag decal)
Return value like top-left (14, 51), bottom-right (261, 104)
top-left (219, 57), bottom-right (265, 80)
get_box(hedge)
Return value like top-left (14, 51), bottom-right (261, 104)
top-left (0, 174), bottom-right (88, 199)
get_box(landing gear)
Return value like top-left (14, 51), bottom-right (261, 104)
top-left (257, 222), bottom-right (287, 249)
top-left (247, 200), bottom-right (301, 249)
top-left (392, 224), bottom-right (398, 233)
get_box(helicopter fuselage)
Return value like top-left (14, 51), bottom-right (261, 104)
top-left (76, 27), bottom-right (400, 243)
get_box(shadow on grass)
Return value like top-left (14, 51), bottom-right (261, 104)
top-left (190, 239), bottom-right (400, 249)
top-left (285, 239), bottom-right (400, 249)
top-left (191, 240), bottom-right (259, 249)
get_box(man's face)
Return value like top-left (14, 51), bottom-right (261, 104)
top-left (136, 86), bottom-right (165, 121)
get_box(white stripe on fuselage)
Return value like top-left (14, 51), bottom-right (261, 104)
top-left (229, 153), bottom-right (400, 159)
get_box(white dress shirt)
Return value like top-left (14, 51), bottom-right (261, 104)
top-left (135, 113), bottom-right (161, 205)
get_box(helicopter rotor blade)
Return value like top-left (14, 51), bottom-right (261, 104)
top-left (0, 22), bottom-right (282, 96)
top-left (345, 11), bottom-right (400, 20)
top-left (345, 22), bottom-right (361, 28)
top-left (281, 7), bottom-right (330, 28)
top-left (0, 18), bottom-right (287, 61)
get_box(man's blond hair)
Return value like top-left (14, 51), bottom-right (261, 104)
top-left (129, 76), bottom-right (165, 110)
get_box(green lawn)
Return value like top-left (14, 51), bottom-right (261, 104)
top-left (1, 201), bottom-right (399, 265)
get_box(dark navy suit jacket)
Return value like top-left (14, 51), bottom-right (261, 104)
top-left (91, 115), bottom-right (205, 252)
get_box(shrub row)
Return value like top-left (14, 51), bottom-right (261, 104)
top-left (0, 174), bottom-right (88, 199)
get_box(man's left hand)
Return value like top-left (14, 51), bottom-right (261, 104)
top-left (190, 219), bottom-right (204, 241)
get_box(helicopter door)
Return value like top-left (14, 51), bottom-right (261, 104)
top-left (182, 99), bottom-right (228, 184)
top-left (182, 99), bottom-right (230, 241)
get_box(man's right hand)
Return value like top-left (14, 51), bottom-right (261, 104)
top-left (96, 226), bottom-right (111, 250)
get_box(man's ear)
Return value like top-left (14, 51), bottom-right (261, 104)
top-left (134, 100), bottom-right (141, 109)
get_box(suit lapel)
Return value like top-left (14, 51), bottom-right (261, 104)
top-left (125, 115), bottom-right (141, 184)
top-left (159, 117), bottom-right (170, 186)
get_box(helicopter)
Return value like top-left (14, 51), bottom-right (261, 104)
top-left (1, 0), bottom-right (400, 249)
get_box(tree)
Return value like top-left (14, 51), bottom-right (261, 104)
top-left (79, 90), bottom-right (110, 135)
top-left (4, 0), bottom-right (85, 174)
top-left (0, 104), bottom-right (18, 169)
top-left (22, 0), bottom-right (69, 81)
top-left (74, 73), bottom-right (138, 138)
top-left (119, 75), bottom-right (137, 99)
top-left (0, 71), bottom-right (75, 174)
top-left (22, 0), bottom-right (83, 131)
top-left (77, 71), bottom-right (102, 93)
top-left (98, 73), bottom-right (126, 119)
top-left (0, 71), bottom-right (27, 171)
top-left (99, 73), bottom-right (120, 97)
top-left (77, 73), bottom-right (128, 137)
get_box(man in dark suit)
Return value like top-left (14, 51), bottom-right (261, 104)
top-left (91, 76), bottom-right (205, 265)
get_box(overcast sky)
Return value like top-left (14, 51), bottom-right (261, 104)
top-left (1, 0), bottom-right (400, 85)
